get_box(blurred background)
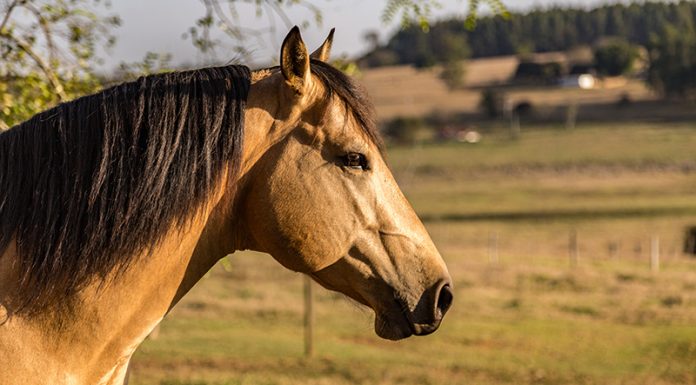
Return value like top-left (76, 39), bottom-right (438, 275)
top-left (1, 1), bottom-right (695, 384)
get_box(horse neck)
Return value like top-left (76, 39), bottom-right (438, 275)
top-left (0, 188), bottom-right (233, 385)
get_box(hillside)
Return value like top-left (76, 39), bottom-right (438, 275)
top-left (357, 55), bottom-right (659, 122)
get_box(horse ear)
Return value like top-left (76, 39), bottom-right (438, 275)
top-left (310, 28), bottom-right (335, 62)
top-left (280, 26), bottom-right (310, 94)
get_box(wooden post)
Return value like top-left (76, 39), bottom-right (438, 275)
top-left (650, 236), bottom-right (660, 273)
top-left (684, 226), bottom-right (696, 255)
top-left (565, 100), bottom-right (578, 130)
top-left (488, 231), bottom-right (499, 264)
top-left (510, 113), bottom-right (520, 139)
top-left (303, 275), bottom-right (314, 358)
top-left (569, 229), bottom-right (578, 268)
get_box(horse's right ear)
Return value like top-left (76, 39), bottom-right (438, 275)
top-left (280, 26), bottom-right (310, 95)
top-left (310, 28), bottom-right (335, 62)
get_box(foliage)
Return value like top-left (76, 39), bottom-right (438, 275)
top-left (0, 0), bottom-right (508, 129)
top-left (439, 59), bottom-right (466, 90)
top-left (363, 1), bottom-right (696, 65)
top-left (185, 0), bottom-right (323, 61)
top-left (479, 88), bottom-right (504, 118)
top-left (361, 1), bottom-right (696, 100)
top-left (0, 73), bottom-right (101, 129)
top-left (376, 22), bottom-right (471, 69)
top-left (382, 116), bottom-right (432, 144)
top-left (0, 0), bottom-right (120, 129)
top-left (381, 0), bottom-right (509, 31)
top-left (115, 52), bottom-right (174, 82)
top-left (594, 38), bottom-right (639, 76)
top-left (647, 25), bottom-right (696, 99)
top-left (513, 61), bottom-right (563, 84)
top-left (184, 0), bottom-right (505, 64)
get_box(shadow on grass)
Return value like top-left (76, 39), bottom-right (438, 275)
top-left (420, 206), bottom-right (696, 223)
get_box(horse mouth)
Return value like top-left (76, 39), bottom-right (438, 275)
top-left (375, 312), bottom-right (412, 340)
top-left (374, 297), bottom-right (442, 341)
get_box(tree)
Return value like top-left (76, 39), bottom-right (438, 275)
top-left (433, 28), bottom-right (470, 89)
top-left (0, 0), bottom-right (120, 128)
top-left (366, 1), bottom-right (696, 64)
top-left (0, 0), bottom-right (508, 130)
top-left (440, 60), bottom-right (466, 90)
top-left (594, 38), bottom-right (639, 76)
top-left (479, 88), bottom-right (504, 118)
top-left (647, 26), bottom-right (696, 99)
top-left (187, 0), bottom-right (507, 62)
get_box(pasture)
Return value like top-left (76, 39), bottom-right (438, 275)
top-left (128, 122), bottom-right (696, 385)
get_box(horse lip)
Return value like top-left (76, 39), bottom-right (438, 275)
top-left (394, 297), bottom-right (420, 336)
top-left (411, 319), bottom-right (441, 336)
top-left (395, 297), bottom-right (442, 336)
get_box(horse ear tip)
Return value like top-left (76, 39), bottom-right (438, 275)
top-left (282, 26), bottom-right (304, 51)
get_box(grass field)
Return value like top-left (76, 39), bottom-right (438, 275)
top-left (129, 122), bottom-right (696, 385)
top-left (358, 58), bottom-right (696, 124)
top-left (358, 58), bottom-right (659, 121)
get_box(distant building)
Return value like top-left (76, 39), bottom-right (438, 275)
top-left (512, 52), bottom-right (569, 85)
top-left (560, 74), bottom-right (596, 89)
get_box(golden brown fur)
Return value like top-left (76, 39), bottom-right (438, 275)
top-left (0, 27), bottom-right (452, 385)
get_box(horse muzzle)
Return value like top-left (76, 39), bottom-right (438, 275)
top-left (376, 279), bottom-right (454, 340)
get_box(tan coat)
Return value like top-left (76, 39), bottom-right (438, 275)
top-left (0, 28), bottom-right (452, 385)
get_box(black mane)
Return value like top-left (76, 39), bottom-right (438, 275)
top-left (0, 60), bottom-right (381, 314)
top-left (0, 65), bottom-right (251, 312)
top-left (309, 60), bottom-right (382, 152)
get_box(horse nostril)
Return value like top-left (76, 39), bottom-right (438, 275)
top-left (436, 283), bottom-right (453, 317)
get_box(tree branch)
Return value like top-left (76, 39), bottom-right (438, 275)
top-left (21, 2), bottom-right (57, 63)
top-left (0, 0), bottom-right (20, 33)
top-left (0, 31), bottom-right (68, 101)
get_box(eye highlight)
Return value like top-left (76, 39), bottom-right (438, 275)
top-left (342, 152), bottom-right (369, 170)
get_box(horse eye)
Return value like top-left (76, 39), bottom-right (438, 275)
top-left (343, 152), bottom-right (368, 170)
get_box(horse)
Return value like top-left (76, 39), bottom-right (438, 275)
top-left (0, 27), bottom-right (453, 385)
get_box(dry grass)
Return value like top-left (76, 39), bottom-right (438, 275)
top-left (128, 122), bottom-right (696, 385)
top-left (130, 248), bottom-right (696, 385)
top-left (358, 56), bottom-right (660, 121)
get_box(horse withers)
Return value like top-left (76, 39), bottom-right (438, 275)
top-left (0, 27), bottom-right (452, 384)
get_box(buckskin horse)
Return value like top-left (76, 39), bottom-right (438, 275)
top-left (0, 27), bottom-right (452, 384)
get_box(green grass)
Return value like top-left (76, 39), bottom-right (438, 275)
top-left (388, 122), bottom-right (696, 220)
top-left (129, 122), bottom-right (696, 385)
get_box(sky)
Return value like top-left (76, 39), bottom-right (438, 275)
top-left (106, 0), bottom-right (616, 70)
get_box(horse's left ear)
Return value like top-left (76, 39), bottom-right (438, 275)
top-left (310, 28), bottom-right (335, 62)
top-left (281, 26), bottom-right (310, 94)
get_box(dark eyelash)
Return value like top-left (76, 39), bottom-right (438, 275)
top-left (343, 153), bottom-right (368, 170)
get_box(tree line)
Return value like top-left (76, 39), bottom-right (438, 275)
top-left (365, 1), bottom-right (696, 62)
top-left (1, 0), bottom-right (510, 129)
top-left (1, 0), bottom-right (693, 130)
top-left (361, 1), bottom-right (696, 99)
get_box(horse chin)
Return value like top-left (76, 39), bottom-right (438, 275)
top-left (374, 313), bottom-right (414, 341)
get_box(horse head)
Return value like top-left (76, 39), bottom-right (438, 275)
top-left (237, 27), bottom-right (453, 340)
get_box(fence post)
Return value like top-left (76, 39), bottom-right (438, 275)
top-left (510, 113), bottom-right (520, 139)
top-left (304, 275), bottom-right (314, 358)
top-left (650, 236), bottom-right (660, 273)
top-left (569, 229), bottom-right (578, 268)
top-left (565, 100), bottom-right (578, 130)
top-left (488, 231), bottom-right (499, 265)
